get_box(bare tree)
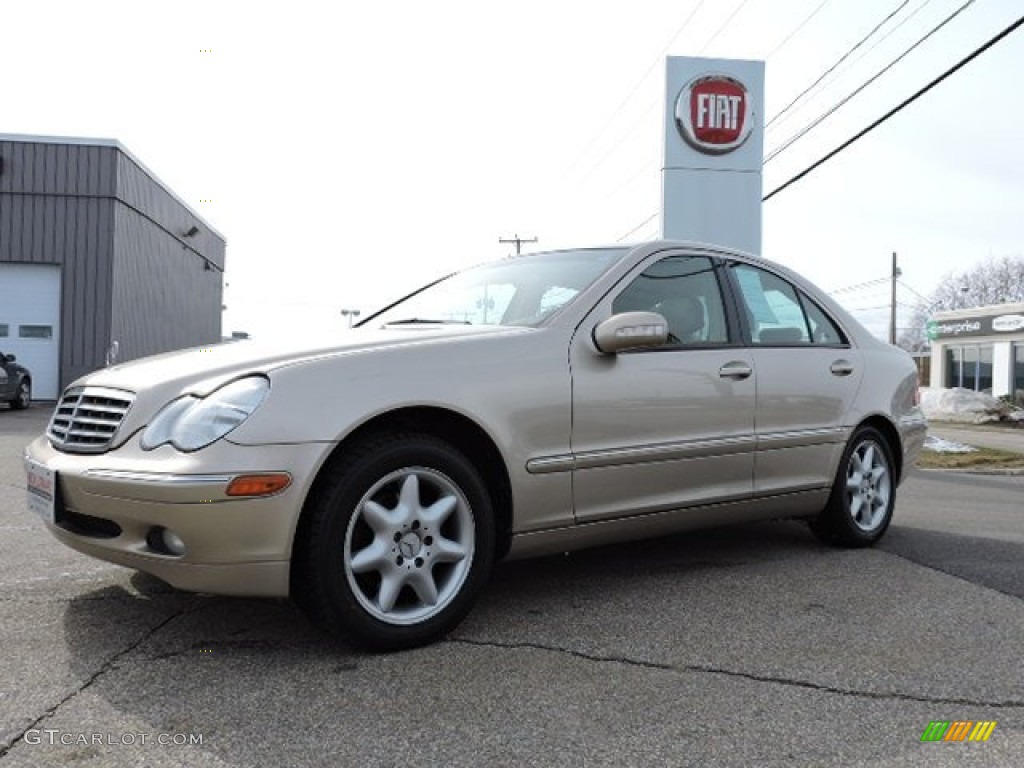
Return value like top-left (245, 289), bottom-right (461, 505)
top-left (897, 254), bottom-right (1024, 353)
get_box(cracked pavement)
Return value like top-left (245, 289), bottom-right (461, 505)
top-left (2, 406), bottom-right (1022, 766)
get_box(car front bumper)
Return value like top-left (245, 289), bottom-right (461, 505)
top-left (24, 435), bottom-right (329, 597)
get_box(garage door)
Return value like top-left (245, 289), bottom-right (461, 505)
top-left (0, 264), bottom-right (61, 400)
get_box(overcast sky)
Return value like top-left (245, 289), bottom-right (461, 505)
top-left (5, 0), bottom-right (1023, 340)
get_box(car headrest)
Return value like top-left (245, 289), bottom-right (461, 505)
top-left (654, 297), bottom-right (704, 340)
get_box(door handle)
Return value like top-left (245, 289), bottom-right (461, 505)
top-left (830, 360), bottom-right (854, 376)
top-left (719, 361), bottom-right (752, 380)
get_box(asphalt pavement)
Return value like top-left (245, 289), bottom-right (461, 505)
top-left (1, 405), bottom-right (1022, 767)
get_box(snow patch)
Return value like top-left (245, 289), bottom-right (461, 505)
top-left (923, 435), bottom-right (977, 454)
top-left (919, 387), bottom-right (1023, 424)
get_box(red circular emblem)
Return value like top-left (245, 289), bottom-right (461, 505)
top-left (675, 74), bottom-right (752, 155)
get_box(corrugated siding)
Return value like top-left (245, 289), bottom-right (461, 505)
top-left (116, 152), bottom-right (225, 270)
top-left (110, 202), bottom-right (222, 362)
top-left (0, 140), bottom-right (117, 386)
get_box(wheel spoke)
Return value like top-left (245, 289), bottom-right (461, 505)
top-left (407, 569), bottom-right (438, 606)
top-left (849, 494), bottom-right (864, 522)
top-left (870, 465), bottom-right (888, 487)
top-left (861, 444), bottom-right (876, 471)
top-left (377, 570), bottom-right (405, 613)
top-left (361, 499), bottom-right (395, 534)
top-left (432, 535), bottom-right (468, 564)
top-left (876, 484), bottom-right (890, 508)
top-left (350, 540), bottom-right (389, 574)
top-left (398, 473), bottom-right (421, 515)
top-left (849, 452), bottom-right (864, 475)
top-left (422, 494), bottom-right (457, 527)
top-left (846, 473), bottom-right (862, 491)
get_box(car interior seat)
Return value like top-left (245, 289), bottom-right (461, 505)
top-left (654, 297), bottom-right (705, 343)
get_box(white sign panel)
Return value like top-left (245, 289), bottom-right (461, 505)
top-left (662, 57), bottom-right (765, 254)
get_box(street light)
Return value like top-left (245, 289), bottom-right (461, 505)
top-left (340, 308), bottom-right (361, 328)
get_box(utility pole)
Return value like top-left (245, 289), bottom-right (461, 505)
top-left (889, 251), bottom-right (901, 345)
top-left (499, 234), bottom-right (537, 256)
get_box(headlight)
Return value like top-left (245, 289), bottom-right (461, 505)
top-left (141, 376), bottom-right (270, 452)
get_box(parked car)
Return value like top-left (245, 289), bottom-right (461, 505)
top-left (24, 241), bottom-right (926, 650)
top-left (1, 352), bottom-right (31, 410)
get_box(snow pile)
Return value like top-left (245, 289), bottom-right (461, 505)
top-left (919, 387), bottom-right (1023, 424)
top-left (923, 435), bottom-right (977, 453)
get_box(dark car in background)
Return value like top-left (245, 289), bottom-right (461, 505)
top-left (1, 352), bottom-right (32, 410)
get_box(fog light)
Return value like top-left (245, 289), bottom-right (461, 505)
top-left (161, 529), bottom-right (186, 556)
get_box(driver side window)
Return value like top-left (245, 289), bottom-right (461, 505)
top-left (612, 256), bottom-right (729, 345)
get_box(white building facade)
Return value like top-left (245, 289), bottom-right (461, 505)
top-left (927, 302), bottom-right (1024, 400)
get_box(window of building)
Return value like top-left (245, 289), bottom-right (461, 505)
top-left (962, 346), bottom-right (979, 391)
top-left (978, 345), bottom-right (993, 393)
top-left (18, 324), bottom-right (53, 339)
top-left (945, 347), bottom-right (961, 389)
top-left (1014, 343), bottom-right (1024, 399)
top-left (944, 343), bottom-right (994, 392)
top-left (0, 324), bottom-right (8, 338)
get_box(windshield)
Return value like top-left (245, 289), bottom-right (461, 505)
top-left (363, 248), bottom-right (626, 328)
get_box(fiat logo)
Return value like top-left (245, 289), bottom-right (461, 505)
top-left (675, 74), bottom-right (753, 155)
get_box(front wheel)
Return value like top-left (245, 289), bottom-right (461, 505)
top-left (10, 380), bottom-right (30, 410)
top-left (293, 433), bottom-right (496, 650)
top-left (810, 426), bottom-right (896, 547)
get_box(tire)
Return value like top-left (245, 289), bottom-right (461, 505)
top-left (293, 433), bottom-right (496, 651)
top-left (10, 380), bottom-right (30, 410)
top-left (810, 426), bottom-right (896, 547)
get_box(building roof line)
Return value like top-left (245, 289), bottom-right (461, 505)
top-left (0, 132), bottom-right (225, 242)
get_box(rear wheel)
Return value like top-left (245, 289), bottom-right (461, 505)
top-left (10, 380), bottom-right (30, 410)
top-left (810, 426), bottom-right (895, 547)
top-left (293, 433), bottom-right (495, 650)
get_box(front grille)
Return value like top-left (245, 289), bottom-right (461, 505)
top-left (48, 386), bottom-right (135, 453)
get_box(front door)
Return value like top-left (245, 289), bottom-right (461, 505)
top-left (570, 252), bottom-right (756, 522)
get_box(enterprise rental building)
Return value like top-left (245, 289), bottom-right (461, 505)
top-left (927, 302), bottom-right (1024, 399)
top-left (0, 134), bottom-right (225, 400)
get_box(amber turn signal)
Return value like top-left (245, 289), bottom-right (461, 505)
top-left (225, 473), bottom-right (292, 497)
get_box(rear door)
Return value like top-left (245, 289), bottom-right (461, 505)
top-left (726, 262), bottom-right (863, 495)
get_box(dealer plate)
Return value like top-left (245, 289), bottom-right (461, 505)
top-left (25, 457), bottom-right (56, 525)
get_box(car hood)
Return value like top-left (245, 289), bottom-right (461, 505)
top-left (60, 324), bottom-right (533, 448)
top-left (78, 325), bottom-right (524, 397)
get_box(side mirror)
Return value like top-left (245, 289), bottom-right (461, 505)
top-left (593, 312), bottom-right (668, 354)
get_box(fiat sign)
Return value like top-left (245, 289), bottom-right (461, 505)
top-left (675, 74), bottom-right (752, 155)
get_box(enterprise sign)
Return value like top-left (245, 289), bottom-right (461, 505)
top-left (927, 313), bottom-right (1024, 340)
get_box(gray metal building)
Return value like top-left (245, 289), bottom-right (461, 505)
top-left (0, 134), bottom-right (225, 400)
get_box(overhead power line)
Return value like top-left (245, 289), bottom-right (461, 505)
top-left (767, 0), bottom-right (941, 137)
top-left (897, 279), bottom-right (933, 303)
top-left (765, 0), bottom-right (835, 60)
top-left (617, 211), bottom-right (659, 242)
top-left (830, 276), bottom-right (890, 293)
top-left (763, 13), bottom-right (1024, 202)
top-left (567, 0), bottom-right (707, 174)
top-left (697, 0), bottom-right (753, 55)
top-left (766, 0), bottom-right (911, 130)
top-left (765, 0), bottom-right (976, 164)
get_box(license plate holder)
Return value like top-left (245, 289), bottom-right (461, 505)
top-left (26, 458), bottom-right (56, 525)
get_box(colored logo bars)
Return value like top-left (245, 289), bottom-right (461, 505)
top-left (920, 721), bottom-right (997, 742)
